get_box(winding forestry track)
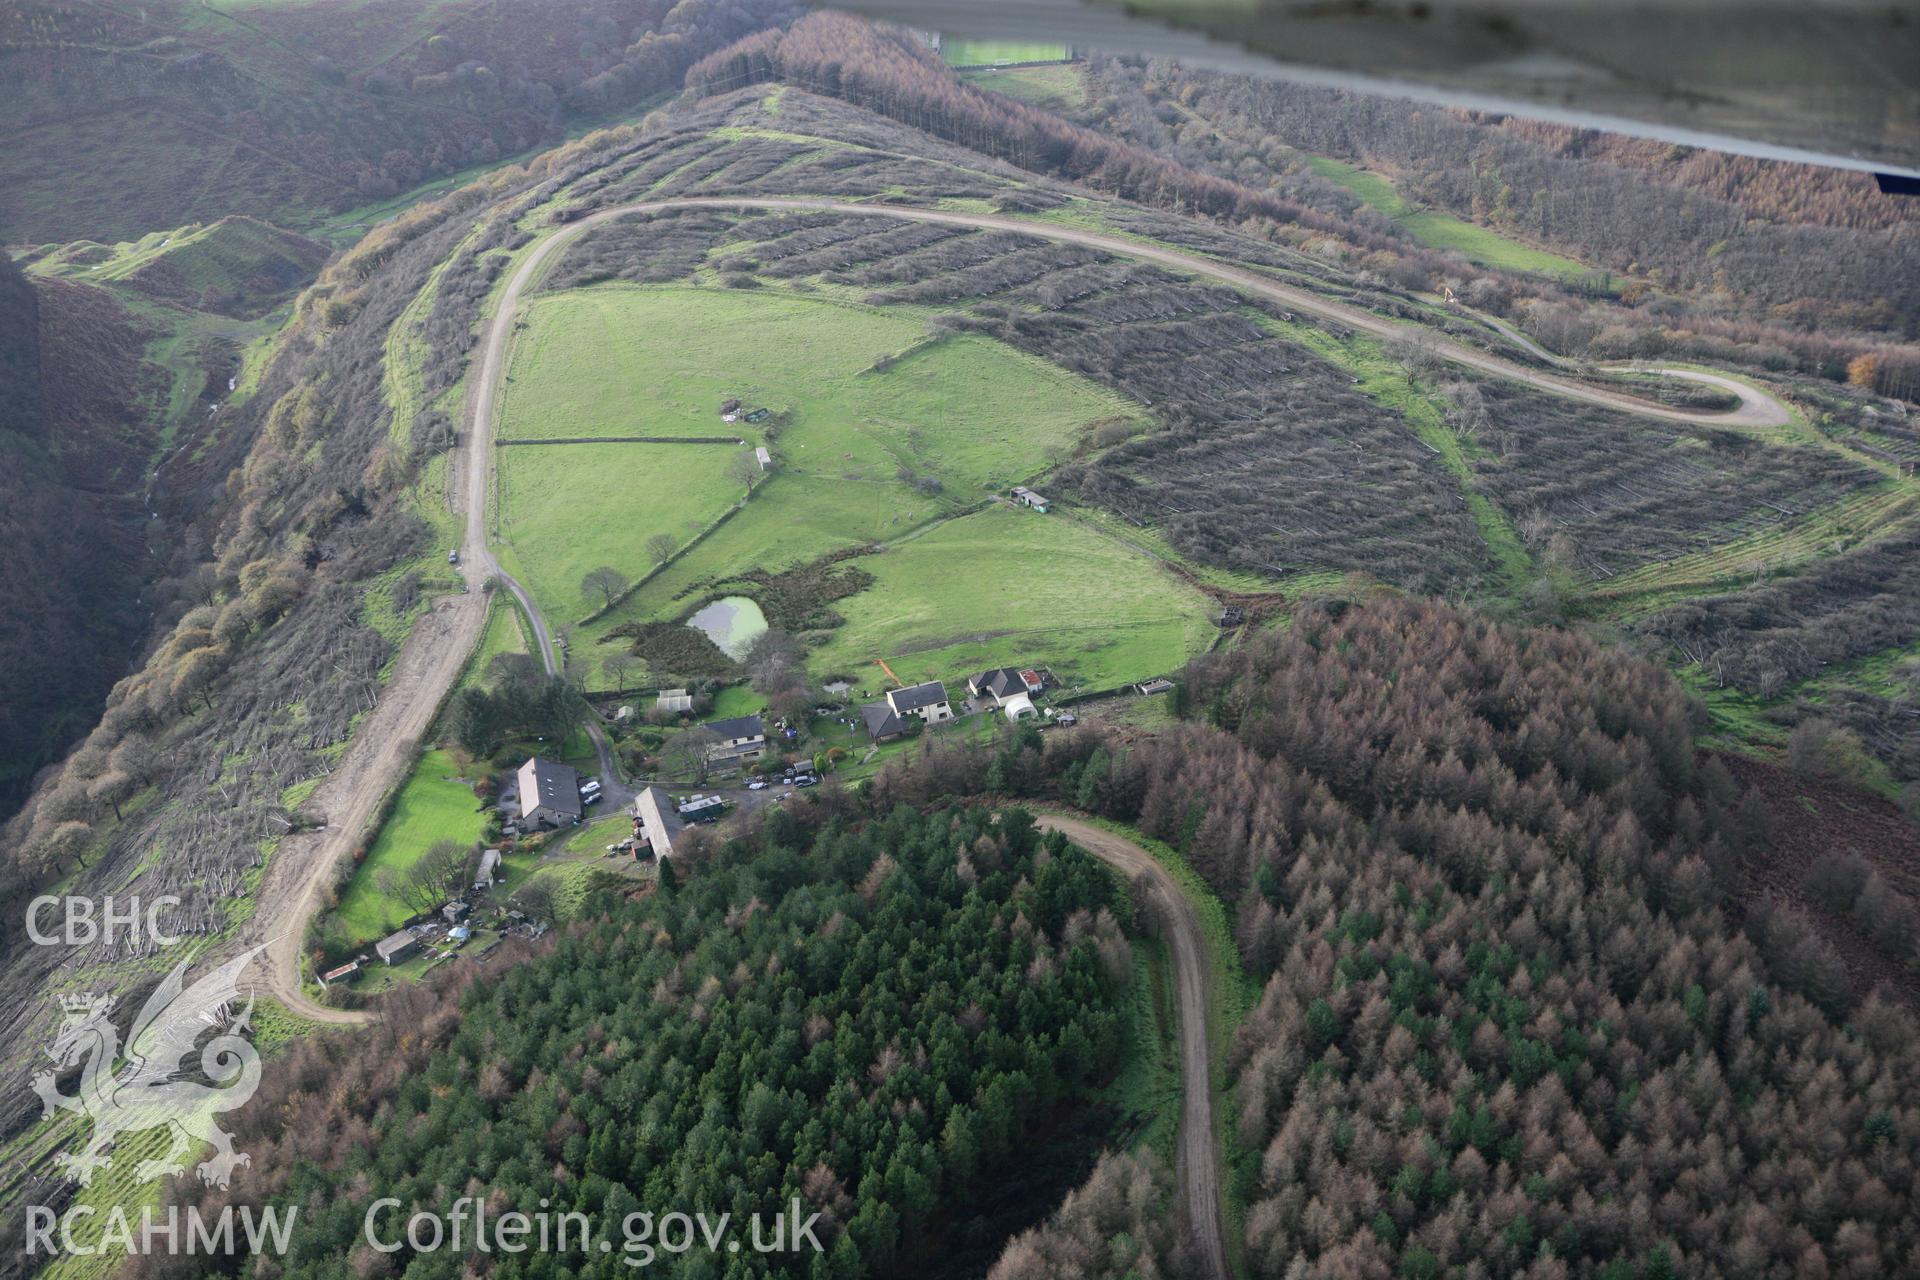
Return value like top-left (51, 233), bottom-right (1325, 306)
top-left (594, 198), bottom-right (1793, 427)
top-left (1035, 815), bottom-right (1233, 1280)
top-left (244, 193), bottom-right (1790, 1186)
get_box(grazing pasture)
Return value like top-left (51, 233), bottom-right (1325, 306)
top-left (498, 286), bottom-right (1127, 475)
top-left (494, 440), bottom-right (746, 624)
top-left (960, 64), bottom-right (1086, 110)
top-left (806, 504), bottom-right (1214, 692)
top-left (497, 287), bottom-right (910, 441)
top-left (498, 279), bottom-right (1141, 659)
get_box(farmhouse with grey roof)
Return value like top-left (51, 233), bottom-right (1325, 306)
top-left (886, 680), bottom-right (953, 724)
top-left (968, 667), bottom-right (1036, 706)
top-left (702, 713), bottom-right (767, 762)
top-left (516, 757), bottom-right (582, 828)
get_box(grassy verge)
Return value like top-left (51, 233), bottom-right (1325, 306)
top-left (1101, 938), bottom-right (1184, 1160)
top-left (1051, 812), bottom-right (1261, 1270)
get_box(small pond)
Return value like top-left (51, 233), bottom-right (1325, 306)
top-left (686, 595), bottom-right (768, 659)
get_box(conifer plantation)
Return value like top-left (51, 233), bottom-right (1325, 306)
top-left (877, 598), bottom-right (1920, 1278)
top-left (2, 5), bottom-right (1916, 1277)
top-left (146, 806), bottom-right (1135, 1279)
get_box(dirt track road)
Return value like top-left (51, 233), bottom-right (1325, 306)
top-left (244, 203), bottom-right (641, 1021)
top-left (1036, 815), bottom-right (1232, 1280)
top-left (247, 195), bottom-right (1785, 1059)
top-left (609, 198), bottom-right (1792, 428)
top-left (241, 592), bottom-right (481, 1025)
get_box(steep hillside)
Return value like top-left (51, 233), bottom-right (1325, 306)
top-left (28, 215), bottom-right (332, 318)
top-left (0, 123), bottom-right (645, 1131)
top-left (107, 216), bottom-right (332, 319)
top-left (0, 257), bottom-right (160, 819)
top-left (0, 248), bottom-right (42, 438)
top-left (0, 52), bottom-right (1915, 1275)
top-left (0, 0), bottom-right (788, 243)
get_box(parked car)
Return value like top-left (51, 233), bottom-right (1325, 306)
top-left (747, 780), bottom-right (768, 790)
top-left (793, 775), bottom-right (818, 788)
top-left (448, 548), bottom-right (459, 565)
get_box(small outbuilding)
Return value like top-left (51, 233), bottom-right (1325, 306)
top-left (319, 961), bottom-right (361, 987)
top-left (1002, 694), bottom-right (1038, 722)
top-left (1010, 486), bottom-right (1050, 513)
top-left (657, 688), bottom-right (695, 714)
top-left (375, 930), bottom-right (420, 967)
top-left (861, 702), bottom-right (908, 742)
top-left (678, 794), bottom-right (729, 823)
top-left (632, 785), bottom-right (686, 859)
top-left (756, 446), bottom-right (774, 471)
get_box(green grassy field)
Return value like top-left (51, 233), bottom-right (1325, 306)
top-left (808, 504), bottom-right (1215, 691)
top-left (961, 64), bottom-right (1086, 109)
top-left (941, 39), bottom-right (1072, 66)
top-left (1100, 939), bottom-right (1184, 1158)
top-left (333, 749), bottom-right (486, 942)
top-left (498, 287), bottom-right (914, 441)
top-left (1301, 155), bottom-right (1592, 280)
top-left (496, 440), bottom-right (747, 623)
top-left (503, 284), bottom-right (1166, 696)
top-left (712, 685), bottom-right (770, 719)
top-left (594, 472), bottom-right (920, 628)
top-left (498, 289), bottom-right (1134, 482)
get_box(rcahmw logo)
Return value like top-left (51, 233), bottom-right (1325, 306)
top-left (25, 1204), bottom-right (297, 1260)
